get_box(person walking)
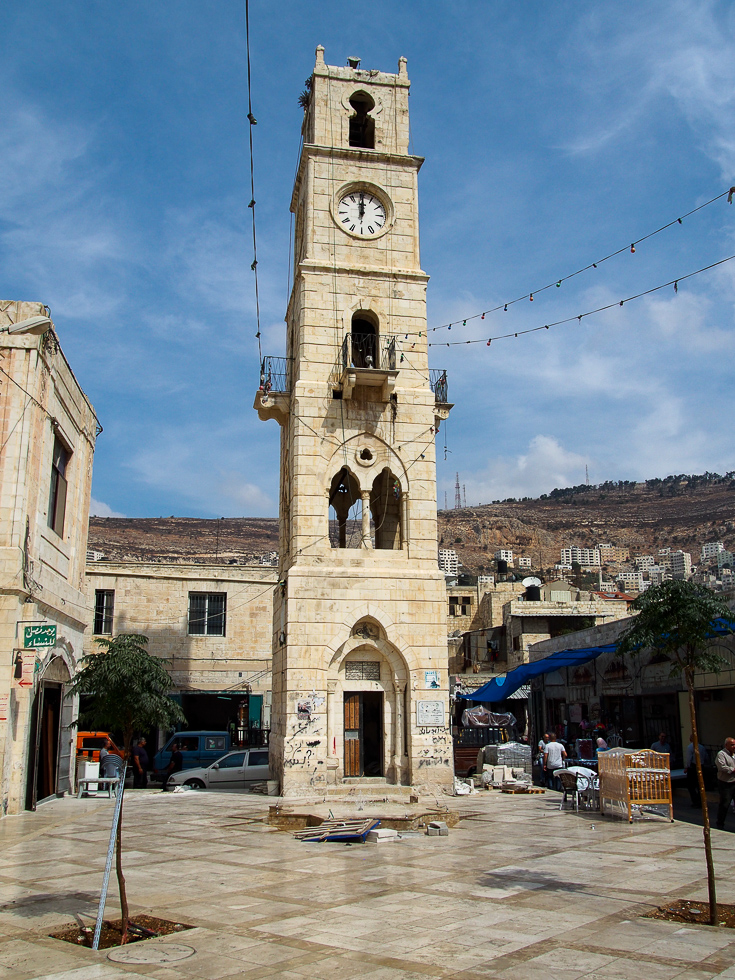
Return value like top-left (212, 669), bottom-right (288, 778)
top-left (162, 742), bottom-right (183, 792)
top-left (543, 734), bottom-right (567, 790)
top-left (715, 737), bottom-right (735, 830)
top-left (132, 737), bottom-right (149, 789)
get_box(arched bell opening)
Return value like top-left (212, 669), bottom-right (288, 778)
top-left (350, 311), bottom-right (378, 369)
top-left (348, 91), bottom-right (376, 149)
top-left (328, 467), bottom-right (362, 548)
top-left (370, 469), bottom-right (402, 550)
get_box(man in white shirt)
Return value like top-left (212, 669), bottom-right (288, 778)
top-left (543, 734), bottom-right (567, 789)
top-left (715, 737), bottom-right (735, 830)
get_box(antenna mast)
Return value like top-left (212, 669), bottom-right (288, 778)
top-left (454, 473), bottom-right (461, 509)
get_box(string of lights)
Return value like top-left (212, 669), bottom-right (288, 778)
top-left (428, 252), bottom-right (735, 349)
top-left (244, 0), bottom-right (262, 363)
top-left (428, 186), bottom-right (735, 336)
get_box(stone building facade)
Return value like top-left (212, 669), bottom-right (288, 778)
top-left (83, 561), bottom-right (277, 736)
top-left (0, 301), bottom-right (98, 814)
top-left (255, 49), bottom-right (453, 795)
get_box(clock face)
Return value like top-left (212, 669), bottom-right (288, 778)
top-left (337, 190), bottom-right (387, 237)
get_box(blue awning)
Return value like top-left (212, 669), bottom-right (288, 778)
top-left (461, 644), bottom-right (618, 702)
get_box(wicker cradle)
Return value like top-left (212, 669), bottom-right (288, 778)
top-left (598, 748), bottom-right (673, 823)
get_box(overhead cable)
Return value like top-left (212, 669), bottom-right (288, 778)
top-left (429, 187), bottom-right (735, 336)
top-left (428, 253), bottom-right (735, 348)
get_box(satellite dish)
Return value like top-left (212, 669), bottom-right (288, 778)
top-left (522, 576), bottom-right (542, 588)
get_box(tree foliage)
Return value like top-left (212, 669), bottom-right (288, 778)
top-left (617, 580), bottom-right (733, 675)
top-left (70, 633), bottom-right (184, 756)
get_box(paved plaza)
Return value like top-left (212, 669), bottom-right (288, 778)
top-left (0, 789), bottom-right (734, 980)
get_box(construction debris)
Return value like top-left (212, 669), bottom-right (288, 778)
top-left (292, 818), bottom-right (380, 843)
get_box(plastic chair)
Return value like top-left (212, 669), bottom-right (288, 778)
top-left (556, 769), bottom-right (580, 811)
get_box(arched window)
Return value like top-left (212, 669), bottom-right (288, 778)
top-left (370, 469), bottom-right (402, 550)
top-left (329, 468), bottom-right (362, 548)
top-left (351, 312), bottom-right (378, 369)
top-left (348, 92), bottom-right (375, 149)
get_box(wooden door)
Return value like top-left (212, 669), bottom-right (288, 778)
top-left (344, 694), bottom-right (360, 777)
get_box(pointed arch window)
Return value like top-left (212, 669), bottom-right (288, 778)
top-left (370, 469), bottom-right (402, 550)
top-left (348, 92), bottom-right (375, 149)
top-left (329, 468), bottom-right (363, 548)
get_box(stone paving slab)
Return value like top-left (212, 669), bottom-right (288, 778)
top-left (0, 790), bottom-right (733, 978)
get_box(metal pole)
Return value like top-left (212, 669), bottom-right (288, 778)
top-left (92, 766), bottom-right (126, 950)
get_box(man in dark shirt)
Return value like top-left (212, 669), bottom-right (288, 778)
top-left (131, 737), bottom-right (149, 789)
top-left (162, 742), bottom-right (183, 792)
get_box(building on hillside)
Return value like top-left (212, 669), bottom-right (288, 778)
top-left (617, 570), bottom-right (644, 592)
top-left (84, 561), bottom-right (277, 740)
top-left (633, 554), bottom-right (655, 570)
top-left (718, 550), bottom-right (734, 570)
top-left (517, 556), bottom-right (532, 569)
top-left (561, 546), bottom-right (601, 567)
top-left (0, 301), bottom-right (98, 814)
top-left (669, 550), bottom-right (692, 580)
top-left (254, 50), bottom-right (453, 795)
top-left (438, 549), bottom-right (458, 576)
top-left (598, 544), bottom-right (629, 564)
top-left (494, 549), bottom-right (513, 563)
top-left (701, 541), bottom-right (724, 560)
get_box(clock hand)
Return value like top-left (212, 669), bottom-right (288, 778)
top-left (358, 193), bottom-right (365, 218)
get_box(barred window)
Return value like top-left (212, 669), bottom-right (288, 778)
top-left (94, 590), bottom-right (114, 634)
top-left (188, 592), bottom-right (226, 636)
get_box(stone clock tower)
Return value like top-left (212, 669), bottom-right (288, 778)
top-left (255, 47), bottom-right (452, 796)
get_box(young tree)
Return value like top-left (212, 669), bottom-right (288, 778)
top-left (69, 634), bottom-right (185, 941)
top-left (617, 581), bottom-right (734, 926)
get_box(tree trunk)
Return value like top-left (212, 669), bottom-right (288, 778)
top-left (116, 794), bottom-right (129, 942)
top-left (118, 726), bottom-right (133, 943)
top-left (686, 670), bottom-right (717, 925)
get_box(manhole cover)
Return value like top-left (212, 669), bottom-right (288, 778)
top-left (108, 942), bottom-right (196, 964)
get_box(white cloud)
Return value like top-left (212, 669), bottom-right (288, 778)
top-left (562, 1), bottom-right (735, 176)
top-left (89, 497), bottom-right (125, 518)
top-left (463, 436), bottom-right (589, 503)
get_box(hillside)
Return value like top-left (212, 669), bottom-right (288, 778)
top-left (87, 517), bottom-right (280, 564)
top-left (438, 474), bottom-right (735, 575)
top-left (88, 474), bottom-right (735, 570)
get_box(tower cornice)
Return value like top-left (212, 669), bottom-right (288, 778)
top-left (290, 144), bottom-right (424, 212)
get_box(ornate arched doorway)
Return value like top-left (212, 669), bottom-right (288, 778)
top-left (25, 648), bottom-right (76, 809)
top-left (326, 619), bottom-right (409, 785)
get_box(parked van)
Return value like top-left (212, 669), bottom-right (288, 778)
top-left (152, 731), bottom-right (231, 780)
top-left (76, 731), bottom-right (123, 762)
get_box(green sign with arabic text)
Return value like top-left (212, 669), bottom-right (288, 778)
top-left (23, 625), bottom-right (56, 648)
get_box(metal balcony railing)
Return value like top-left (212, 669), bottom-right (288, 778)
top-left (430, 369), bottom-right (449, 403)
top-left (341, 334), bottom-right (396, 371)
top-left (259, 356), bottom-right (291, 394)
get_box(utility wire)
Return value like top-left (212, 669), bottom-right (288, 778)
top-left (429, 187), bottom-right (735, 336)
top-left (429, 252), bottom-right (735, 348)
top-left (244, 0), bottom-right (262, 363)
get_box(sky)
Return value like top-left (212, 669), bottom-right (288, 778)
top-left (1, 1), bottom-right (734, 518)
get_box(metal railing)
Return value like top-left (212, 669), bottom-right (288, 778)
top-left (341, 334), bottom-right (396, 371)
top-left (430, 369), bottom-right (449, 403)
top-left (259, 357), bottom-right (291, 394)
